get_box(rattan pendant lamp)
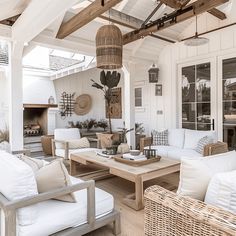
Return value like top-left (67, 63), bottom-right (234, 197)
top-left (96, 12), bottom-right (123, 69)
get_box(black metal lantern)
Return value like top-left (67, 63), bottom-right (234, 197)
top-left (148, 64), bottom-right (159, 83)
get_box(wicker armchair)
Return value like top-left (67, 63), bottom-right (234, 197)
top-left (144, 186), bottom-right (236, 236)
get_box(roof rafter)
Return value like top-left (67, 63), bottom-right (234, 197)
top-left (160, 0), bottom-right (226, 20)
top-left (123, 0), bottom-right (229, 45)
top-left (208, 8), bottom-right (226, 20)
top-left (99, 8), bottom-right (176, 43)
top-left (56, 0), bottom-right (122, 39)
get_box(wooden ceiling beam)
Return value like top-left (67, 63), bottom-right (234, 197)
top-left (123, 0), bottom-right (229, 45)
top-left (161, 0), bottom-right (226, 20)
top-left (56, 0), bottom-right (122, 39)
top-left (99, 8), bottom-right (176, 43)
top-left (208, 8), bottom-right (226, 20)
top-left (160, 0), bottom-right (182, 9)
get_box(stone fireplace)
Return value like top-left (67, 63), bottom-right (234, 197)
top-left (24, 108), bottom-right (47, 137)
top-left (23, 104), bottom-right (58, 153)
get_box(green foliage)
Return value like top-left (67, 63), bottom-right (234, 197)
top-left (91, 70), bottom-right (121, 134)
top-left (0, 127), bottom-right (9, 143)
top-left (96, 119), bottom-right (108, 131)
top-left (135, 123), bottom-right (145, 135)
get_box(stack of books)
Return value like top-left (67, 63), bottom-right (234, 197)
top-left (122, 153), bottom-right (147, 161)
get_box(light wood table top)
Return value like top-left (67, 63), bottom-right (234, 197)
top-left (70, 151), bottom-right (180, 210)
top-left (71, 151), bottom-right (179, 176)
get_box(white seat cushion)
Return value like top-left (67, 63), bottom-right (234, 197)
top-left (168, 129), bottom-right (185, 148)
top-left (205, 170), bottom-right (236, 213)
top-left (55, 148), bottom-right (100, 159)
top-left (184, 129), bottom-right (216, 149)
top-left (54, 128), bottom-right (81, 149)
top-left (177, 151), bottom-right (236, 201)
top-left (144, 146), bottom-right (176, 158)
top-left (167, 148), bottom-right (202, 161)
top-left (18, 177), bottom-right (114, 236)
top-left (0, 151), bottom-right (38, 226)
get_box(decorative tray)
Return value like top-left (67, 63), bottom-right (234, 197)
top-left (114, 156), bottom-right (161, 166)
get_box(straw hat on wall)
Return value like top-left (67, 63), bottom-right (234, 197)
top-left (74, 94), bottom-right (92, 115)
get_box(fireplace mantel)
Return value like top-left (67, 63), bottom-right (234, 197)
top-left (23, 104), bottom-right (58, 109)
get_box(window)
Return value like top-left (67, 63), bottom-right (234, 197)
top-left (181, 63), bottom-right (211, 130)
top-left (135, 88), bottom-right (142, 107)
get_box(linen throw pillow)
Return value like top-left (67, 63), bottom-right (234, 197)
top-left (68, 137), bottom-right (90, 149)
top-left (35, 159), bottom-right (76, 203)
top-left (152, 130), bottom-right (168, 146)
top-left (177, 151), bottom-right (236, 201)
top-left (18, 155), bottom-right (44, 172)
top-left (195, 136), bottom-right (214, 155)
top-left (205, 170), bottom-right (236, 213)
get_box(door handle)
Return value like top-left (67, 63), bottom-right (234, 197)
top-left (211, 119), bottom-right (215, 131)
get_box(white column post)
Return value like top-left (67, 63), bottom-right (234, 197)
top-left (8, 41), bottom-right (24, 151)
top-left (123, 62), bottom-right (135, 149)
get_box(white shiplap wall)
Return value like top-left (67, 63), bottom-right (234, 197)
top-left (53, 67), bottom-right (125, 129)
top-left (155, 24), bottom-right (236, 134)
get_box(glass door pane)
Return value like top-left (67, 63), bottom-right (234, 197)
top-left (222, 58), bottom-right (236, 150)
top-left (182, 63), bottom-right (211, 130)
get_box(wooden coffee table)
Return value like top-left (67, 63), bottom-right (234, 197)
top-left (70, 151), bottom-right (180, 210)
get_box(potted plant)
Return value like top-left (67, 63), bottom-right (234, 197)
top-left (82, 119), bottom-right (97, 132)
top-left (96, 119), bottom-right (108, 131)
top-left (116, 122), bottom-right (134, 154)
top-left (91, 70), bottom-right (120, 134)
top-left (0, 127), bottom-right (10, 152)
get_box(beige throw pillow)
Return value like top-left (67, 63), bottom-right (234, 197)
top-left (18, 155), bottom-right (44, 172)
top-left (177, 151), bottom-right (236, 201)
top-left (68, 137), bottom-right (90, 149)
top-left (35, 160), bottom-right (76, 203)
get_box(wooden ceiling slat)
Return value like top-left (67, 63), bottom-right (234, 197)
top-left (56, 0), bottom-right (122, 39)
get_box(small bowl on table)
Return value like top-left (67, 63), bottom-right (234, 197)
top-left (130, 150), bottom-right (141, 156)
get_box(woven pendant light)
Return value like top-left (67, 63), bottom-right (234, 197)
top-left (96, 24), bottom-right (123, 69)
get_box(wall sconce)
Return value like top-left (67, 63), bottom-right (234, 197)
top-left (148, 64), bottom-right (159, 83)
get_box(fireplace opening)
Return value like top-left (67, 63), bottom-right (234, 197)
top-left (23, 108), bottom-right (48, 137)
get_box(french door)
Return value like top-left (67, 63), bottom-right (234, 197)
top-left (178, 59), bottom-right (217, 132)
top-left (218, 55), bottom-right (236, 150)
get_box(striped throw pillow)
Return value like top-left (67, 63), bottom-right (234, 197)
top-left (152, 130), bottom-right (169, 146)
top-left (195, 136), bottom-right (214, 154)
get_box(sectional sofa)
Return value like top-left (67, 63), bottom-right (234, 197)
top-left (140, 129), bottom-right (228, 160)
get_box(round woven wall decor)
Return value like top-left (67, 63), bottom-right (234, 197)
top-left (96, 24), bottom-right (123, 70)
top-left (74, 94), bottom-right (92, 116)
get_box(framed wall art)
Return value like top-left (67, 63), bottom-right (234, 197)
top-left (106, 87), bottom-right (122, 119)
top-left (155, 84), bottom-right (162, 96)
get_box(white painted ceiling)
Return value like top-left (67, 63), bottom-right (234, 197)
top-left (0, 0), bottom-right (234, 61)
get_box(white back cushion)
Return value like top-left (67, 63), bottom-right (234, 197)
top-left (177, 151), bottom-right (236, 200)
top-left (168, 129), bottom-right (185, 148)
top-left (205, 170), bottom-right (236, 213)
top-left (54, 128), bottom-right (81, 149)
top-left (184, 129), bottom-right (216, 149)
top-left (0, 151), bottom-right (38, 226)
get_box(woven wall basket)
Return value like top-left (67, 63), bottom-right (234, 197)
top-left (96, 24), bottom-right (123, 70)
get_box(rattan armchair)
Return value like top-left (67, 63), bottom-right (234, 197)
top-left (144, 185), bottom-right (236, 236)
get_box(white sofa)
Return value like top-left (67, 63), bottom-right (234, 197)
top-left (0, 151), bottom-right (120, 236)
top-left (142, 129), bottom-right (226, 161)
top-left (52, 128), bottom-right (99, 159)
